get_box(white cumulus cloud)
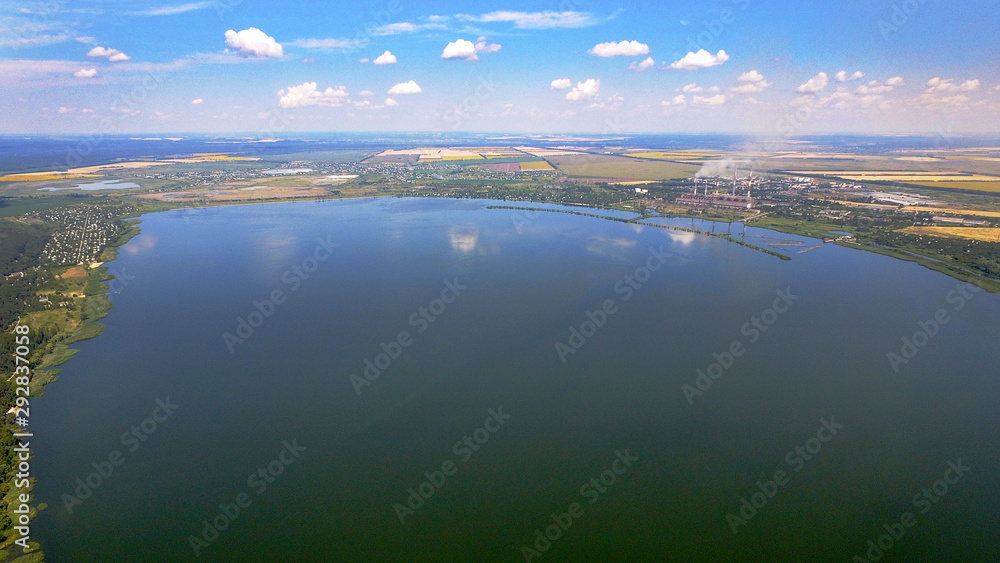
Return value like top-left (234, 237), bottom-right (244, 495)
top-left (191, 98), bottom-right (203, 105)
top-left (886, 76), bottom-right (905, 87)
top-left (669, 49), bottom-right (729, 70)
top-left (694, 94), bottom-right (727, 105)
top-left (73, 68), bottom-right (98, 78)
top-left (87, 46), bottom-right (131, 62)
top-left (565, 78), bottom-right (600, 101)
top-left (442, 39), bottom-right (478, 60)
top-left (629, 57), bottom-right (655, 72)
top-left (385, 97), bottom-right (399, 107)
top-left (278, 82), bottom-right (349, 108)
top-left (731, 71), bottom-right (771, 94)
top-left (797, 72), bottom-right (829, 93)
top-left (388, 80), bottom-right (422, 95)
top-left (681, 83), bottom-right (703, 93)
top-left (550, 78), bottom-right (572, 90)
top-left (926, 77), bottom-right (980, 93)
top-left (588, 40), bottom-right (649, 58)
top-left (442, 37), bottom-right (501, 60)
top-left (856, 80), bottom-right (895, 95)
top-left (373, 51), bottom-right (397, 65)
top-left (225, 27), bottom-right (283, 58)
top-left (835, 70), bottom-right (864, 82)
top-left (475, 37), bottom-right (501, 54)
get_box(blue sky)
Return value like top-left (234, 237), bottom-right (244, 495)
top-left (2, 0), bottom-right (999, 134)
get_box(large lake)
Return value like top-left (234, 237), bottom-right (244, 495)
top-left (33, 198), bottom-right (1000, 561)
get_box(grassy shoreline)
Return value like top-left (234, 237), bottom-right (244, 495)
top-left (0, 219), bottom-right (139, 561)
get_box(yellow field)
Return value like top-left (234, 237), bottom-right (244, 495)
top-left (792, 171), bottom-right (1000, 182)
top-left (917, 207), bottom-right (1000, 218)
top-left (378, 147), bottom-right (519, 160)
top-left (942, 156), bottom-right (1000, 162)
top-left (906, 181), bottom-right (1000, 193)
top-left (774, 153), bottom-right (879, 160)
top-left (624, 151), bottom-right (721, 160)
top-left (514, 147), bottom-right (584, 157)
top-left (519, 161), bottom-right (555, 171)
top-left (0, 173), bottom-right (99, 182)
top-left (900, 227), bottom-right (1000, 242)
top-left (187, 153), bottom-right (261, 161)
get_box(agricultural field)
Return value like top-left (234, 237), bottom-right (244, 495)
top-left (370, 147), bottom-right (524, 162)
top-left (623, 151), bottom-right (722, 160)
top-left (905, 181), bottom-right (1000, 193)
top-left (513, 147), bottom-right (584, 157)
top-left (899, 226), bottom-right (1000, 242)
top-left (918, 207), bottom-right (1000, 218)
top-left (182, 153), bottom-right (260, 162)
top-left (789, 171), bottom-right (1000, 181)
top-left (547, 154), bottom-right (698, 180)
top-left (518, 161), bottom-right (555, 171)
top-left (0, 173), bottom-right (99, 182)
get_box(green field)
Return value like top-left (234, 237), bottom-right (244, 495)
top-left (0, 195), bottom-right (97, 217)
top-left (905, 181), bottom-right (1000, 193)
top-left (547, 154), bottom-right (699, 180)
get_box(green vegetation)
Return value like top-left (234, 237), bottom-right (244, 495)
top-left (0, 201), bottom-right (140, 557)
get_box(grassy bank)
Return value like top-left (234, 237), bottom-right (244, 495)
top-left (0, 218), bottom-right (139, 560)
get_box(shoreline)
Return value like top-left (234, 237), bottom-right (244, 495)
top-left (0, 217), bottom-right (140, 561)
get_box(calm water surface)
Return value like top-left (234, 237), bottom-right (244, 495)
top-left (32, 198), bottom-right (1000, 561)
